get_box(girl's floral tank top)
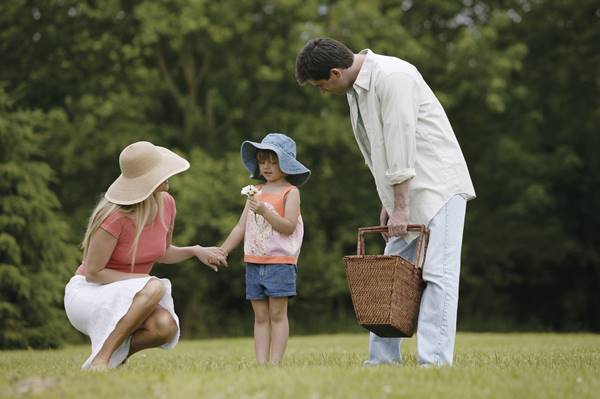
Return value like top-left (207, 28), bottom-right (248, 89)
top-left (244, 185), bottom-right (303, 265)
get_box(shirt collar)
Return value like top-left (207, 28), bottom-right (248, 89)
top-left (353, 49), bottom-right (373, 92)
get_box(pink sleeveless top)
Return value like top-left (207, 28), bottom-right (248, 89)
top-left (244, 185), bottom-right (303, 265)
top-left (76, 192), bottom-right (176, 275)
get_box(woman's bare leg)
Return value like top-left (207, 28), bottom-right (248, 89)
top-left (90, 278), bottom-right (165, 370)
top-left (127, 307), bottom-right (178, 357)
top-left (268, 297), bottom-right (289, 365)
top-left (251, 299), bottom-right (270, 364)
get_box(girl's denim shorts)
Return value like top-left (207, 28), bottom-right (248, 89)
top-left (245, 263), bottom-right (297, 300)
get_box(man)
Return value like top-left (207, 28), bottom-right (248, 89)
top-left (295, 37), bottom-right (475, 367)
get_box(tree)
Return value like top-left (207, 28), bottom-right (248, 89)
top-left (0, 0), bottom-right (598, 342)
top-left (0, 87), bottom-right (78, 348)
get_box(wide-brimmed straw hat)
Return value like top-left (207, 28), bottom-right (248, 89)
top-left (105, 141), bottom-right (190, 205)
top-left (241, 133), bottom-right (311, 187)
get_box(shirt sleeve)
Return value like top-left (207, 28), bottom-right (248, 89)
top-left (377, 71), bottom-right (419, 186)
top-left (100, 212), bottom-right (124, 238)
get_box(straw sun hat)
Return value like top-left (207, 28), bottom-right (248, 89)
top-left (105, 141), bottom-right (190, 205)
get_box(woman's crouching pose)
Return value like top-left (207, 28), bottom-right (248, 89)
top-left (64, 141), bottom-right (227, 370)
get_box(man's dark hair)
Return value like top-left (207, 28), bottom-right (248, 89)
top-left (295, 37), bottom-right (354, 84)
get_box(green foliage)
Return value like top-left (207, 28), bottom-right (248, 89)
top-left (456, 0), bottom-right (600, 330)
top-left (0, 0), bottom-right (599, 347)
top-left (0, 88), bottom-right (78, 349)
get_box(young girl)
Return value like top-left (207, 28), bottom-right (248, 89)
top-left (221, 133), bottom-right (311, 365)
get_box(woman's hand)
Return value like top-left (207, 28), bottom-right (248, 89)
top-left (247, 196), bottom-right (266, 215)
top-left (194, 246), bottom-right (228, 271)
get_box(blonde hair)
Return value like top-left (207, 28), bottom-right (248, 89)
top-left (81, 192), bottom-right (166, 272)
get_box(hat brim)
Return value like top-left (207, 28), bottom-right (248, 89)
top-left (241, 141), bottom-right (311, 187)
top-left (105, 147), bottom-right (190, 205)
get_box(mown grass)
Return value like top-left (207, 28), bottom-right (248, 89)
top-left (1, 333), bottom-right (598, 398)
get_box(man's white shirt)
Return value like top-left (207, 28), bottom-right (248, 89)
top-left (346, 49), bottom-right (476, 229)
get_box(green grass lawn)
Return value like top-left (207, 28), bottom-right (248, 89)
top-left (1, 333), bottom-right (598, 398)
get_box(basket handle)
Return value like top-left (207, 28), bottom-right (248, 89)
top-left (356, 225), bottom-right (430, 269)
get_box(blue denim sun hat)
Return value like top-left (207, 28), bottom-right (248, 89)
top-left (241, 133), bottom-right (311, 187)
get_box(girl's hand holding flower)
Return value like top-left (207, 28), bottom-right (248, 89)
top-left (248, 196), bottom-right (266, 215)
top-left (241, 184), bottom-right (265, 221)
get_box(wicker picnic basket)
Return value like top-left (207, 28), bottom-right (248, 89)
top-left (344, 225), bottom-right (430, 337)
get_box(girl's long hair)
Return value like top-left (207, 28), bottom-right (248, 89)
top-left (81, 191), bottom-right (166, 272)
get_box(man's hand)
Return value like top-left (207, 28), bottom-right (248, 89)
top-left (388, 180), bottom-right (411, 237)
top-left (387, 207), bottom-right (410, 237)
top-left (380, 207), bottom-right (390, 242)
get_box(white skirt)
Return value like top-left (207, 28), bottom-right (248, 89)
top-left (64, 275), bottom-right (180, 369)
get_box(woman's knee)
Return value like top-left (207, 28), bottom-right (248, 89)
top-left (151, 309), bottom-right (178, 342)
top-left (138, 278), bottom-right (165, 304)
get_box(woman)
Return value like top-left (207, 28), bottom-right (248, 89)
top-left (64, 141), bottom-right (227, 370)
